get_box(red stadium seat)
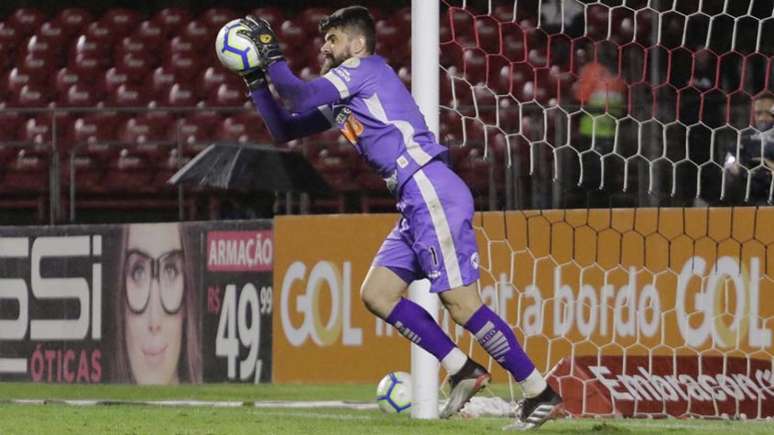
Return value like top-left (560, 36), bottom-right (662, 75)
top-left (147, 65), bottom-right (176, 100)
top-left (278, 20), bottom-right (306, 51)
top-left (207, 82), bottom-right (244, 107)
top-left (101, 8), bottom-right (141, 38)
top-left (70, 53), bottom-right (102, 81)
top-left (102, 148), bottom-right (154, 192)
top-left (21, 115), bottom-right (53, 145)
top-left (181, 20), bottom-right (211, 50)
top-left (84, 21), bottom-right (114, 47)
top-left (11, 83), bottom-right (51, 108)
top-left (134, 20), bottom-right (165, 47)
top-left (216, 113), bottom-right (270, 143)
top-left (71, 34), bottom-right (111, 63)
top-left (27, 22), bottom-right (67, 62)
top-left (118, 117), bottom-right (160, 146)
top-left (115, 52), bottom-right (155, 81)
top-left (7, 8), bottom-right (46, 37)
top-left (0, 147), bottom-right (50, 193)
top-left (98, 67), bottom-right (129, 98)
top-left (109, 83), bottom-right (148, 107)
top-left (5, 67), bottom-right (35, 96)
top-left (166, 53), bottom-right (201, 82)
top-left (153, 8), bottom-right (191, 36)
top-left (19, 53), bottom-right (55, 82)
top-left (0, 109), bottom-right (23, 142)
top-left (248, 7), bottom-right (284, 29)
top-left (59, 83), bottom-right (97, 107)
top-left (0, 22), bottom-right (22, 49)
top-left (163, 82), bottom-right (199, 107)
top-left (300, 8), bottom-right (328, 33)
top-left (116, 35), bottom-right (148, 60)
top-left (198, 66), bottom-right (229, 98)
top-left (201, 8), bottom-right (238, 32)
top-left (166, 35), bottom-right (195, 57)
top-left (55, 8), bottom-right (93, 37)
top-left (168, 116), bottom-right (215, 150)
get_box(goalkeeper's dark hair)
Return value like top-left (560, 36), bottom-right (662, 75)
top-left (319, 5), bottom-right (376, 54)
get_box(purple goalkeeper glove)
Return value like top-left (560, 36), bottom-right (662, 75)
top-left (237, 16), bottom-right (284, 70)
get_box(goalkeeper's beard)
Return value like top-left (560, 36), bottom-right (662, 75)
top-left (320, 54), bottom-right (345, 75)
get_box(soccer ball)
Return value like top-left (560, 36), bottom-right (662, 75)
top-left (376, 371), bottom-right (412, 414)
top-left (215, 19), bottom-right (261, 73)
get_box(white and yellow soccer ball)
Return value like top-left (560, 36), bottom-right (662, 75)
top-left (376, 371), bottom-right (412, 414)
top-left (215, 19), bottom-right (261, 73)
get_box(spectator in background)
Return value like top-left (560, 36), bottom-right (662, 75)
top-left (722, 93), bottom-right (774, 204)
top-left (111, 222), bottom-right (202, 384)
top-left (569, 46), bottom-right (626, 205)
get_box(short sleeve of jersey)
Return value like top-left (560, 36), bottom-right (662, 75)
top-left (322, 57), bottom-right (373, 101)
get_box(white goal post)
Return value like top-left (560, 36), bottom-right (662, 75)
top-left (410, 0), bottom-right (442, 420)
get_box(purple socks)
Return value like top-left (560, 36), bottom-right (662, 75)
top-left (464, 304), bottom-right (536, 382)
top-left (386, 298), bottom-right (456, 361)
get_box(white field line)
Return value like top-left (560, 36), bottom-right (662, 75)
top-left (2, 398), bottom-right (378, 410)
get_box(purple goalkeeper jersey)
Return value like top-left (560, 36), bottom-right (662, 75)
top-left (264, 55), bottom-right (447, 194)
top-left (320, 55), bottom-right (447, 192)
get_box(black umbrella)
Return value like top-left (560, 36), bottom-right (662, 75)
top-left (168, 143), bottom-right (330, 194)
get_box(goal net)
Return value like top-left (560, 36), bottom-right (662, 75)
top-left (428, 0), bottom-right (774, 420)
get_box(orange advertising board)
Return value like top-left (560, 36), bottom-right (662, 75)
top-left (273, 208), bottom-right (774, 384)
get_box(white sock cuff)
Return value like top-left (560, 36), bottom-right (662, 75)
top-left (441, 348), bottom-right (467, 375)
top-left (520, 369), bottom-right (547, 398)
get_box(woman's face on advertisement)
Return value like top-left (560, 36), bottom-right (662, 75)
top-left (124, 223), bottom-right (184, 384)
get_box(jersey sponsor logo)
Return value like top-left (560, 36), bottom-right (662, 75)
top-left (335, 108), bottom-right (364, 145)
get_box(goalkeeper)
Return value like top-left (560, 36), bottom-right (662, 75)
top-left (235, 6), bottom-right (562, 430)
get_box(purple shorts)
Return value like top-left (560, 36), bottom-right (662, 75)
top-left (373, 160), bottom-right (480, 293)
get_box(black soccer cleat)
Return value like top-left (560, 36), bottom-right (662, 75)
top-left (439, 358), bottom-right (491, 419)
top-left (503, 384), bottom-right (564, 431)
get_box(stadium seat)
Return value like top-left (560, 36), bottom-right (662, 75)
top-left (166, 35), bottom-right (195, 57)
top-left (98, 67), bottom-right (129, 98)
top-left (166, 53), bottom-right (201, 82)
top-left (65, 52), bottom-right (99, 85)
top-left (0, 147), bottom-right (50, 194)
top-left (71, 115), bottom-right (118, 149)
top-left (207, 82), bottom-right (245, 107)
top-left (19, 53), bottom-right (55, 83)
top-left (198, 66), bottom-right (232, 99)
top-left (163, 82), bottom-right (199, 107)
top-left (102, 148), bottom-right (154, 192)
top-left (0, 109), bottom-right (23, 143)
top-left (109, 83), bottom-right (148, 107)
top-left (152, 8), bottom-right (191, 36)
top-left (201, 8), bottom-right (238, 32)
top-left (59, 83), bottom-right (97, 107)
top-left (27, 22), bottom-right (67, 61)
top-left (0, 22), bottom-right (22, 49)
top-left (248, 7), bottom-right (284, 28)
top-left (300, 8), bottom-right (328, 33)
top-left (116, 35), bottom-right (148, 61)
top-left (100, 8), bottom-right (141, 38)
top-left (147, 65), bottom-right (176, 100)
top-left (84, 21), bottom-right (114, 47)
top-left (131, 20), bottom-right (163, 49)
top-left (181, 20), bottom-right (211, 51)
top-left (5, 67), bottom-right (35, 96)
top-left (10, 83), bottom-right (50, 107)
top-left (168, 116), bottom-right (215, 152)
top-left (55, 8), bottom-right (93, 37)
top-left (7, 8), bottom-right (46, 37)
top-left (216, 113), bottom-right (270, 144)
top-left (115, 52), bottom-right (155, 81)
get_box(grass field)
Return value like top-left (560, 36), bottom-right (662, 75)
top-left (1, 383), bottom-right (773, 434)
